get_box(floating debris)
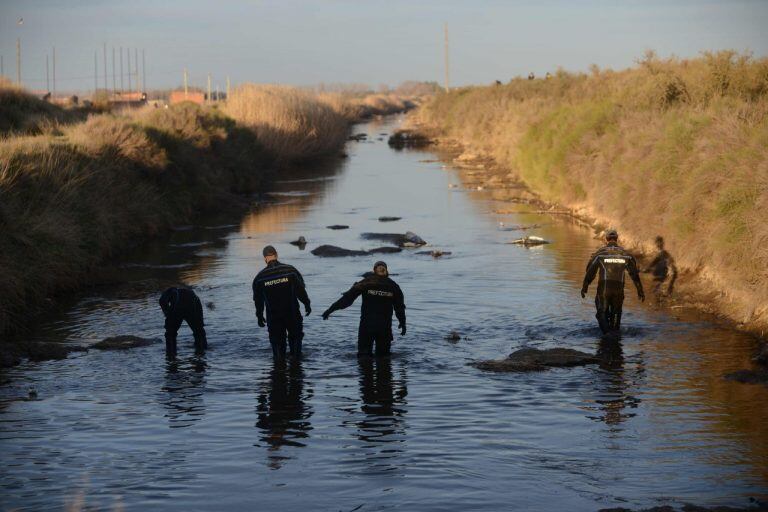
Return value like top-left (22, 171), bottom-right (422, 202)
top-left (326, 225), bottom-right (350, 230)
top-left (361, 231), bottom-right (427, 247)
top-left (508, 236), bottom-right (550, 246)
top-left (378, 216), bottom-right (402, 222)
top-left (416, 250), bottom-right (452, 258)
top-left (92, 336), bottom-right (160, 350)
top-left (444, 331), bottom-right (461, 342)
top-left (290, 236), bottom-right (308, 249)
top-left (472, 348), bottom-right (599, 372)
top-left (311, 245), bottom-right (369, 257)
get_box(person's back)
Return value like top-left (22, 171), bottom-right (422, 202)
top-left (582, 230), bottom-right (644, 335)
top-left (253, 245), bottom-right (311, 359)
top-left (159, 286), bottom-right (207, 356)
top-left (322, 261), bottom-right (406, 356)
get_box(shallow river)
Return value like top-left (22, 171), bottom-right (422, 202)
top-left (1, 118), bottom-right (767, 512)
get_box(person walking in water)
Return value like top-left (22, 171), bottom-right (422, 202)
top-left (322, 261), bottom-right (406, 356)
top-left (581, 229), bottom-right (645, 335)
top-left (644, 235), bottom-right (678, 300)
top-left (159, 286), bottom-right (207, 357)
top-left (253, 245), bottom-right (311, 359)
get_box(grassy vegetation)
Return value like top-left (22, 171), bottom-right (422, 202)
top-left (416, 51), bottom-right (768, 327)
top-left (0, 83), bottom-right (414, 336)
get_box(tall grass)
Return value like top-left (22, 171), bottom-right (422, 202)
top-left (416, 51), bottom-right (768, 328)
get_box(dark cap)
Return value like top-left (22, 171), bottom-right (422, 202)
top-left (262, 245), bottom-right (277, 257)
top-left (605, 229), bottom-right (618, 240)
top-left (373, 261), bottom-right (387, 270)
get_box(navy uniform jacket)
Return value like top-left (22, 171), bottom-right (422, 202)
top-left (159, 287), bottom-right (202, 317)
top-left (253, 260), bottom-right (310, 321)
top-left (582, 243), bottom-right (643, 294)
top-left (328, 273), bottom-right (406, 331)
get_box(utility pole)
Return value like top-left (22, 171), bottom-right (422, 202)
top-left (142, 49), bottom-right (146, 93)
top-left (127, 50), bottom-right (131, 93)
top-left (119, 47), bottom-right (124, 93)
top-left (207, 73), bottom-right (212, 103)
top-left (226, 75), bottom-right (230, 100)
top-left (103, 43), bottom-right (107, 90)
top-left (16, 38), bottom-right (21, 86)
top-left (134, 48), bottom-right (138, 93)
top-left (46, 54), bottom-right (50, 92)
top-left (112, 47), bottom-right (116, 94)
top-left (52, 47), bottom-right (56, 97)
top-left (443, 23), bottom-right (450, 93)
top-left (183, 68), bottom-right (188, 98)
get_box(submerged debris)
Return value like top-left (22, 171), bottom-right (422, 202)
top-left (311, 245), bottom-right (369, 257)
top-left (348, 133), bottom-right (367, 141)
top-left (444, 331), bottom-right (462, 342)
top-left (378, 216), bottom-right (402, 222)
top-left (388, 130), bottom-right (432, 149)
top-left (472, 347), bottom-right (599, 372)
top-left (508, 236), bottom-right (550, 246)
top-left (205, 301), bottom-right (216, 310)
top-left (290, 236), bottom-right (307, 248)
top-left (361, 231), bottom-right (427, 247)
top-left (416, 250), bottom-right (452, 258)
top-left (92, 336), bottom-right (159, 350)
top-left (326, 225), bottom-right (350, 230)
top-left (498, 223), bottom-right (542, 232)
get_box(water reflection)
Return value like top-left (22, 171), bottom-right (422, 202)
top-left (160, 356), bottom-right (208, 428)
top-left (586, 339), bottom-right (643, 429)
top-left (354, 356), bottom-right (408, 471)
top-left (255, 359), bottom-right (313, 469)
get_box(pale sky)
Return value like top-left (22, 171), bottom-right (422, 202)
top-left (1, 0), bottom-right (767, 93)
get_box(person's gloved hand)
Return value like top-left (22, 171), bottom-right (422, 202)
top-left (305, 305), bottom-right (311, 317)
top-left (322, 309), bottom-right (331, 320)
top-left (638, 291), bottom-right (645, 302)
top-left (399, 323), bottom-right (406, 336)
top-left (257, 316), bottom-right (266, 328)
top-left (580, 289), bottom-right (587, 299)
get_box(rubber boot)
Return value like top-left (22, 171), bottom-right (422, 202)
top-left (194, 332), bottom-right (207, 353)
top-left (165, 333), bottom-right (178, 358)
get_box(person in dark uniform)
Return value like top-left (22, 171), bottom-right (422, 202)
top-left (322, 261), bottom-right (406, 356)
top-left (253, 245), bottom-right (311, 359)
top-left (644, 235), bottom-right (678, 299)
top-left (159, 286), bottom-right (207, 357)
top-left (581, 229), bottom-right (645, 335)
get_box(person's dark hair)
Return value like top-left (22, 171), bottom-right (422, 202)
top-left (262, 245), bottom-right (277, 257)
top-left (605, 229), bottom-right (618, 240)
top-left (655, 235), bottom-right (664, 247)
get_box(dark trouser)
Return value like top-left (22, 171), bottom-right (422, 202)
top-left (595, 283), bottom-right (624, 334)
top-left (165, 298), bottom-right (207, 356)
top-left (357, 323), bottom-right (392, 356)
top-left (267, 315), bottom-right (304, 359)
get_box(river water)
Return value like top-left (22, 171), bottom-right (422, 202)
top-left (1, 117), bottom-right (767, 512)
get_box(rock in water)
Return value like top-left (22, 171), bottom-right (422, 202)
top-left (724, 369), bottom-right (768, 385)
top-left (289, 236), bottom-right (307, 248)
top-left (445, 331), bottom-right (461, 342)
top-left (378, 216), bottom-right (402, 222)
top-left (93, 335), bottom-right (159, 350)
top-left (472, 347), bottom-right (599, 372)
top-left (361, 231), bottom-right (428, 247)
top-left (311, 245), bottom-right (370, 257)
top-left (388, 130), bottom-right (432, 149)
top-left (368, 246), bottom-right (403, 254)
top-left (326, 225), bottom-right (350, 230)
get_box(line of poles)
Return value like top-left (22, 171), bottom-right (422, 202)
top-left (1, 41), bottom-right (147, 97)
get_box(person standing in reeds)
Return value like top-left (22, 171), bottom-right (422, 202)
top-left (644, 236), bottom-right (678, 300)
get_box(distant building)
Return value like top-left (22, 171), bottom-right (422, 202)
top-left (169, 90), bottom-right (205, 105)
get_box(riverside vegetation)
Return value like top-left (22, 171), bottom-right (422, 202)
top-left (414, 51), bottom-right (768, 334)
top-left (0, 81), bottom-right (413, 339)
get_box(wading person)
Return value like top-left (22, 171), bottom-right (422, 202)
top-left (159, 286), bottom-right (207, 357)
top-left (253, 245), bottom-right (311, 359)
top-left (644, 236), bottom-right (677, 300)
top-left (322, 261), bottom-right (406, 356)
top-left (581, 229), bottom-right (645, 335)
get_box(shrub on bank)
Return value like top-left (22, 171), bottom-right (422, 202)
top-left (416, 51), bottom-right (768, 327)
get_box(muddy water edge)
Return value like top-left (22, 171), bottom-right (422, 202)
top-left (1, 116), bottom-right (767, 512)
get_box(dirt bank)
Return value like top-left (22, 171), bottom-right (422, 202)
top-left (409, 51), bottom-right (768, 340)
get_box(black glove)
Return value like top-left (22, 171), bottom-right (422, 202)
top-left (322, 309), bottom-right (331, 320)
top-left (399, 323), bottom-right (406, 336)
top-left (257, 316), bottom-right (266, 328)
top-left (638, 291), bottom-right (645, 302)
top-left (580, 289), bottom-right (587, 299)
top-left (305, 305), bottom-right (311, 317)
